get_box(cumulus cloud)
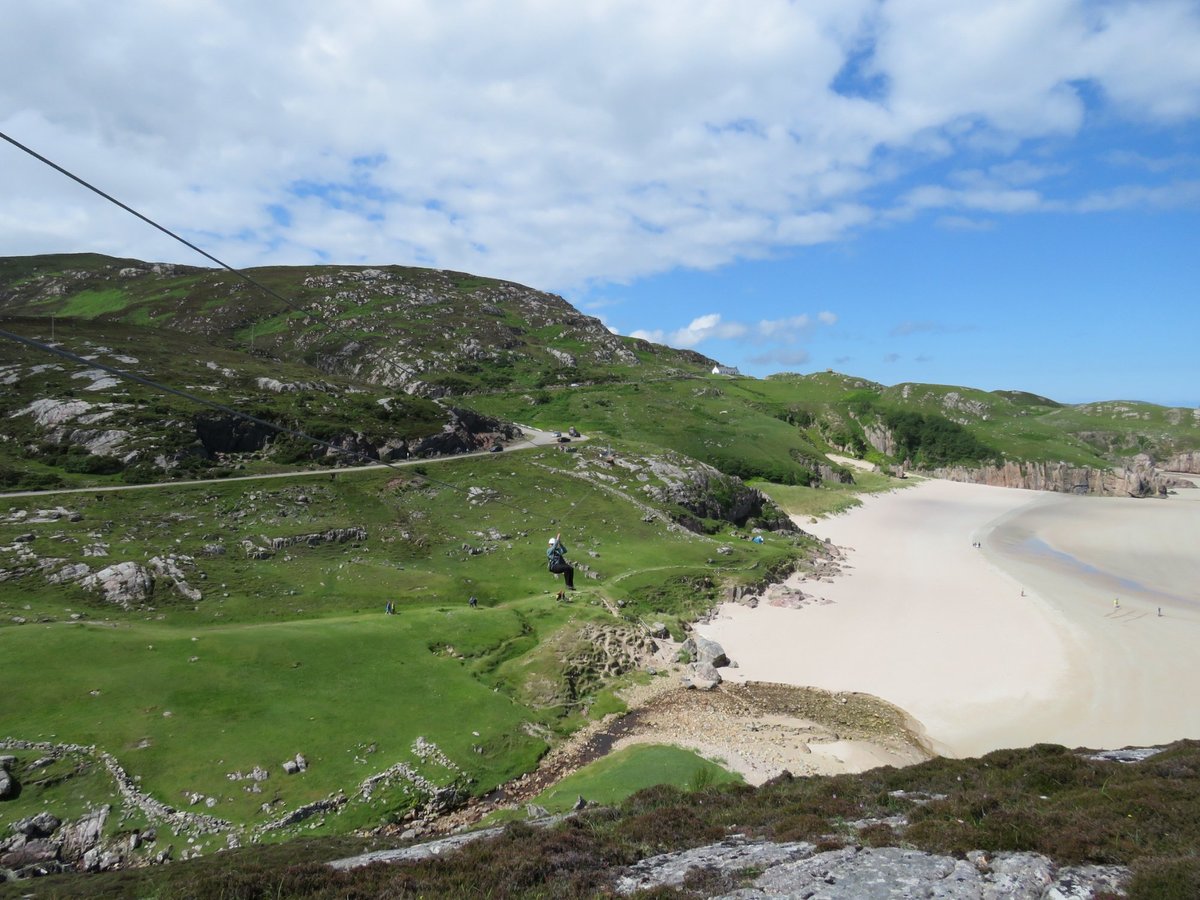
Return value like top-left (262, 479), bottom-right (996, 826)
top-left (1, 0), bottom-right (1198, 292)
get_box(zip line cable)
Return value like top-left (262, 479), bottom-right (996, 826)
top-left (0, 325), bottom-right (537, 515)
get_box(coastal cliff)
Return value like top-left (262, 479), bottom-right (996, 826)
top-left (923, 455), bottom-right (1193, 498)
top-left (1164, 450), bottom-right (1200, 474)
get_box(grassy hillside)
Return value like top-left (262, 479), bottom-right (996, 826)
top-left (763, 373), bottom-right (1200, 469)
top-left (0, 316), bottom-right (449, 490)
top-left (0, 253), bottom-right (714, 397)
top-left (0, 444), bottom-right (815, 856)
top-left (467, 378), bottom-right (839, 486)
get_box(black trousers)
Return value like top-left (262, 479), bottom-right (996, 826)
top-left (549, 558), bottom-right (574, 588)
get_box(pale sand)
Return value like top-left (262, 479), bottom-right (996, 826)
top-left (698, 478), bottom-right (1200, 758)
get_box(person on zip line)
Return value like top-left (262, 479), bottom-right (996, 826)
top-left (547, 532), bottom-right (575, 592)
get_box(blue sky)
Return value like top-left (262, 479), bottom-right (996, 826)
top-left (1, 0), bottom-right (1198, 405)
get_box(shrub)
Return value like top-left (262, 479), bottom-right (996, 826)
top-left (1128, 856), bottom-right (1200, 900)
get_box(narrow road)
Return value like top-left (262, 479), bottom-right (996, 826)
top-left (0, 426), bottom-right (578, 500)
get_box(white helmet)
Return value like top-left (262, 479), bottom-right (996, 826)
top-left (548, 537), bottom-right (557, 545)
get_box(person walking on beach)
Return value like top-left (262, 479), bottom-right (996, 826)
top-left (547, 533), bottom-right (575, 590)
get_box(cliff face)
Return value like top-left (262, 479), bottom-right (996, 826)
top-left (927, 455), bottom-right (1194, 498)
top-left (1164, 450), bottom-right (1200, 474)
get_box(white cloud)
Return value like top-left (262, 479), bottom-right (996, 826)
top-left (627, 309), bottom-right (837, 353)
top-left (1, 0), bottom-right (1198, 291)
top-left (637, 313), bottom-right (749, 348)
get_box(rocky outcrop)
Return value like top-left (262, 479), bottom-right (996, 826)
top-left (328, 828), bottom-right (506, 871)
top-left (79, 561), bottom-right (154, 607)
top-left (57, 806), bottom-right (108, 863)
top-left (816, 463), bottom-right (855, 485)
top-left (928, 455), bottom-right (1192, 498)
top-left (1164, 450), bottom-right (1200, 474)
top-left (194, 412), bottom-right (273, 454)
top-left (862, 421), bottom-right (897, 458)
top-left (255, 377), bottom-right (334, 393)
top-left (0, 756), bottom-right (16, 800)
top-left (66, 428), bottom-right (130, 457)
top-left (680, 636), bottom-right (729, 690)
top-left (614, 844), bottom-right (1128, 897)
top-left (148, 555), bottom-right (202, 602)
top-left (13, 398), bottom-right (94, 427)
top-left (407, 407), bottom-right (521, 458)
top-left (615, 838), bottom-right (1128, 898)
top-left (326, 831), bottom-right (1127, 897)
top-left (682, 661), bottom-right (722, 690)
top-left (642, 457), bottom-right (785, 530)
top-left (0, 739), bottom-right (230, 880)
top-left (242, 526), bottom-right (367, 558)
top-left (681, 636), bottom-right (728, 668)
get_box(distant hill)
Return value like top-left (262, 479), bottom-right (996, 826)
top-left (0, 253), bottom-right (714, 397)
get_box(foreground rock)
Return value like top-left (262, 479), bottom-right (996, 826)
top-left (616, 838), bottom-right (1128, 898)
top-left (327, 832), bottom-right (1128, 898)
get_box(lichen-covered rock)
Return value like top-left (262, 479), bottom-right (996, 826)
top-left (14, 398), bottom-right (94, 427)
top-left (79, 562), bottom-right (154, 607)
top-left (682, 636), bottom-right (728, 668)
top-left (0, 768), bottom-right (16, 801)
top-left (616, 838), bottom-right (815, 893)
top-left (58, 806), bottom-right (109, 863)
top-left (12, 812), bottom-right (60, 838)
top-left (683, 661), bottom-right (722, 690)
top-left (148, 555), bottom-right (202, 601)
top-left (614, 840), bottom-right (1130, 898)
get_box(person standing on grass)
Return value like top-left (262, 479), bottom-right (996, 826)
top-left (547, 533), bottom-right (575, 590)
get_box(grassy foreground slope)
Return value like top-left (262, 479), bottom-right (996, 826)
top-left (1, 443), bottom-right (813, 855)
top-left (12, 741), bottom-right (1199, 899)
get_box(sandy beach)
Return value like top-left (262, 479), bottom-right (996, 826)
top-left (697, 478), bottom-right (1200, 758)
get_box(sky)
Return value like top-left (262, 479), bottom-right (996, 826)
top-left (1, 1), bottom-right (1198, 406)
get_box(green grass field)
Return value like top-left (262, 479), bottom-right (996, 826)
top-left (531, 744), bottom-right (743, 813)
top-left (0, 443), bottom-right (810, 850)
